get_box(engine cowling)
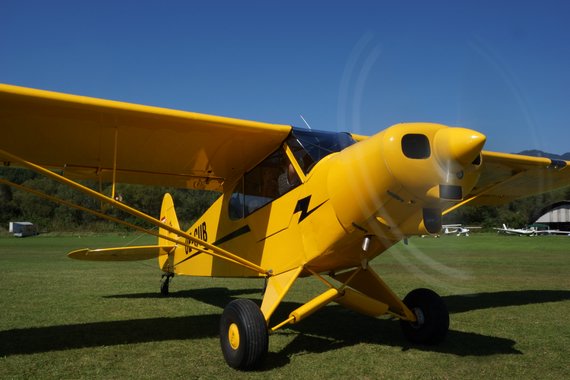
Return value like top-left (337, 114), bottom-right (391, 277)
top-left (327, 123), bottom-right (485, 237)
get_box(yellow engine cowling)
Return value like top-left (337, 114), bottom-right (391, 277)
top-left (327, 123), bottom-right (485, 237)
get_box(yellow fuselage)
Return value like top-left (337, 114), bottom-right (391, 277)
top-left (166, 123), bottom-right (485, 278)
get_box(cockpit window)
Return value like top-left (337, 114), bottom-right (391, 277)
top-left (402, 134), bottom-right (431, 159)
top-left (229, 129), bottom-right (357, 220)
top-left (289, 128), bottom-right (356, 173)
top-left (229, 146), bottom-right (301, 220)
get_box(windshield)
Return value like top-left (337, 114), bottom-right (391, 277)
top-left (288, 128), bottom-right (356, 173)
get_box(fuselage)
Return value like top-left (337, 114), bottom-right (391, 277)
top-left (169, 123), bottom-right (486, 278)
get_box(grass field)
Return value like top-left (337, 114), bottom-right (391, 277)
top-left (1, 233), bottom-right (569, 379)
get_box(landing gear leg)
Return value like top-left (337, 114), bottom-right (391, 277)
top-left (160, 273), bottom-right (174, 297)
top-left (261, 276), bottom-right (268, 295)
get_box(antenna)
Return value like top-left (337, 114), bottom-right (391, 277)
top-left (299, 114), bottom-right (312, 130)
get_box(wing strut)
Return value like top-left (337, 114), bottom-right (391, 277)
top-left (0, 178), bottom-right (185, 249)
top-left (0, 147), bottom-right (269, 275)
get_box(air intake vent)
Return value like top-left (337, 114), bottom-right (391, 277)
top-left (439, 185), bottom-right (462, 200)
top-left (402, 134), bottom-right (430, 159)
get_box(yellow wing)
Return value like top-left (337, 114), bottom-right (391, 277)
top-left (460, 151), bottom-right (569, 206)
top-left (0, 84), bottom-right (291, 191)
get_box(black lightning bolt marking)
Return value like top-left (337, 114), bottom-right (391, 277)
top-left (213, 225), bottom-right (251, 246)
top-left (294, 196), bottom-right (326, 223)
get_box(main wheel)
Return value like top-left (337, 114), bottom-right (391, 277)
top-left (219, 299), bottom-right (268, 370)
top-left (400, 288), bottom-right (449, 345)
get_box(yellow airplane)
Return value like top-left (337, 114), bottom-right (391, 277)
top-left (1, 84), bottom-right (569, 369)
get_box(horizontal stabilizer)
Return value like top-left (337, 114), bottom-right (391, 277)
top-left (68, 245), bottom-right (174, 261)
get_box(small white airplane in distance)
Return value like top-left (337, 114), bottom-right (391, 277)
top-left (441, 224), bottom-right (481, 236)
top-left (494, 224), bottom-right (539, 236)
top-left (495, 224), bottom-right (570, 236)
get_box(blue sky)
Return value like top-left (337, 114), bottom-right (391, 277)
top-left (1, 0), bottom-right (569, 154)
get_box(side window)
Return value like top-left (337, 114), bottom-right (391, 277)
top-left (228, 178), bottom-right (245, 220)
top-left (228, 147), bottom-right (300, 220)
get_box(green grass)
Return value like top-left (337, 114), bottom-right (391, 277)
top-left (1, 233), bottom-right (569, 379)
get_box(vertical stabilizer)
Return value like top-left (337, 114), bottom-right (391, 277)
top-left (158, 193), bottom-right (180, 272)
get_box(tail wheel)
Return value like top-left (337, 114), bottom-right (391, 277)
top-left (160, 273), bottom-right (173, 297)
top-left (219, 299), bottom-right (268, 370)
top-left (400, 288), bottom-right (449, 345)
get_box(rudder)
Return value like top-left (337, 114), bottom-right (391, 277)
top-left (158, 193), bottom-right (181, 272)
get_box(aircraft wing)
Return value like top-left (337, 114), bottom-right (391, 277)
top-left (0, 84), bottom-right (291, 191)
top-left (462, 151), bottom-right (570, 206)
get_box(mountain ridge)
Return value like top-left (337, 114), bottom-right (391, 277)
top-left (516, 150), bottom-right (570, 160)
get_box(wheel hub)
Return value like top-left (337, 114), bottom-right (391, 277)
top-left (411, 307), bottom-right (425, 328)
top-left (228, 323), bottom-right (240, 350)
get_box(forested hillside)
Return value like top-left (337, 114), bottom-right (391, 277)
top-left (444, 150), bottom-right (570, 227)
top-left (0, 168), bottom-right (219, 232)
top-left (443, 187), bottom-right (570, 228)
top-left (1, 167), bottom-right (568, 232)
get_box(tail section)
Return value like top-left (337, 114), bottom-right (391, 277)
top-left (159, 193), bottom-right (181, 272)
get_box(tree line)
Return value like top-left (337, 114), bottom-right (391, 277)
top-left (1, 167), bottom-right (569, 233)
top-left (443, 187), bottom-right (570, 228)
top-left (0, 168), bottom-right (219, 232)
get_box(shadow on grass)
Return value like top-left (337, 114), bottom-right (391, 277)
top-left (104, 287), bottom-right (263, 307)
top-left (444, 290), bottom-right (570, 314)
top-left (2, 288), bottom-right (569, 367)
top-left (259, 301), bottom-right (525, 370)
top-left (0, 287), bottom-right (256, 357)
top-left (0, 314), bottom-right (220, 357)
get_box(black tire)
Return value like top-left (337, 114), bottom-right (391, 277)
top-left (219, 299), bottom-right (268, 370)
top-left (160, 274), bottom-right (171, 297)
top-left (400, 288), bottom-right (449, 345)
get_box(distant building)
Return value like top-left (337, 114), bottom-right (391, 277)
top-left (8, 222), bottom-right (38, 237)
top-left (531, 201), bottom-right (570, 231)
